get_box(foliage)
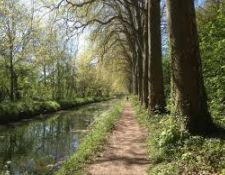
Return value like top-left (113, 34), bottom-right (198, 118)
top-left (131, 96), bottom-right (225, 175)
top-left (197, 2), bottom-right (225, 114)
top-left (57, 101), bottom-right (124, 175)
top-left (0, 97), bottom-right (110, 124)
top-left (0, 0), bottom-right (125, 107)
top-left (162, 56), bottom-right (171, 105)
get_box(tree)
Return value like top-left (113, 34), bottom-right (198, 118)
top-left (141, 0), bottom-right (149, 109)
top-left (166, 0), bottom-right (214, 134)
top-left (0, 0), bottom-right (34, 101)
top-left (197, 1), bottom-right (225, 113)
top-left (148, 0), bottom-right (166, 113)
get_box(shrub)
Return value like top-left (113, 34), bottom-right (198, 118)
top-left (131, 96), bottom-right (225, 175)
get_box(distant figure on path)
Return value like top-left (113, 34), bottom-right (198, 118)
top-left (126, 96), bottom-right (129, 101)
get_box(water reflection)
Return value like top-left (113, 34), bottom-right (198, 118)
top-left (0, 101), bottom-right (115, 175)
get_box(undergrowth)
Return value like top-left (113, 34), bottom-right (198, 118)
top-left (131, 96), bottom-right (225, 175)
top-left (57, 101), bottom-right (124, 175)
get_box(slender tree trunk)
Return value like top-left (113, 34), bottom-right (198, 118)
top-left (134, 43), bottom-right (142, 99)
top-left (14, 73), bottom-right (20, 100)
top-left (56, 60), bottom-right (62, 100)
top-left (137, 49), bottom-right (143, 101)
top-left (9, 45), bottom-right (14, 102)
top-left (43, 65), bottom-right (47, 86)
top-left (148, 0), bottom-right (166, 113)
top-left (132, 58), bottom-right (138, 95)
top-left (142, 1), bottom-right (149, 109)
top-left (134, 0), bottom-right (144, 102)
top-left (135, 70), bottom-right (138, 95)
top-left (166, 0), bottom-right (214, 134)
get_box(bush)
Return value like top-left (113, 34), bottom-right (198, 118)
top-left (130, 96), bottom-right (225, 175)
top-left (40, 101), bottom-right (60, 112)
top-left (158, 122), bottom-right (180, 147)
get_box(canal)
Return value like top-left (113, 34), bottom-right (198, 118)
top-left (0, 100), bottom-right (116, 175)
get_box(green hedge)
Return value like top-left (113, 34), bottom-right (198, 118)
top-left (0, 97), bottom-right (110, 124)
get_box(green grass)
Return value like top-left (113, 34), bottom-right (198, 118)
top-left (0, 97), bottom-right (111, 124)
top-left (131, 96), bottom-right (225, 175)
top-left (57, 101), bottom-right (124, 175)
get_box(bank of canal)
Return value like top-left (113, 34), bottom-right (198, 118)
top-left (0, 100), bottom-right (117, 175)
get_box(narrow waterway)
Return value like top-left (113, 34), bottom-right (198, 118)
top-left (0, 100), bottom-right (116, 175)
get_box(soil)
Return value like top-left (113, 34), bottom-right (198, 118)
top-left (86, 102), bottom-right (149, 175)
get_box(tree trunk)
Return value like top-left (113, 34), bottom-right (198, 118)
top-left (132, 58), bottom-right (138, 95)
top-left (137, 49), bottom-right (143, 101)
top-left (134, 0), bottom-right (144, 102)
top-left (9, 45), bottom-right (14, 102)
top-left (134, 43), bottom-right (142, 100)
top-left (14, 73), bottom-right (20, 100)
top-left (166, 0), bottom-right (214, 134)
top-left (148, 0), bottom-right (166, 113)
top-left (142, 1), bottom-right (149, 109)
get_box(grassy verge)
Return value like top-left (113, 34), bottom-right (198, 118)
top-left (131, 96), bottom-right (225, 175)
top-left (0, 96), bottom-right (110, 124)
top-left (57, 101), bottom-right (124, 175)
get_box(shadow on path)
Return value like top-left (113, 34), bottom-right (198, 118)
top-left (86, 102), bottom-right (149, 175)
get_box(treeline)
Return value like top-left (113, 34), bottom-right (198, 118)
top-left (1, 0), bottom-right (225, 131)
top-left (127, 0), bottom-right (225, 134)
top-left (59, 0), bottom-right (225, 134)
top-left (0, 0), bottom-right (76, 102)
top-left (0, 96), bottom-right (109, 123)
top-left (0, 0), bottom-right (119, 104)
top-left (0, 0), bottom-right (124, 123)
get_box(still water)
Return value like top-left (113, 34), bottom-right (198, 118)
top-left (0, 100), bottom-right (116, 175)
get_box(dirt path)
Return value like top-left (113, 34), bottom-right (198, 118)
top-left (86, 102), bottom-right (149, 175)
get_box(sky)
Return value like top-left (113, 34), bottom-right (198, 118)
top-left (196, 0), bottom-right (205, 6)
top-left (21, 0), bottom-right (207, 57)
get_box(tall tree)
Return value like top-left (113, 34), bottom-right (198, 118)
top-left (141, 0), bottom-right (149, 109)
top-left (166, 0), bottom-right (214, 134)
top-left (148, 0), bottom-right (166, 113)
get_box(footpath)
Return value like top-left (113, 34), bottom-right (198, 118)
top-left (87, 102), bottom-right (149, 175)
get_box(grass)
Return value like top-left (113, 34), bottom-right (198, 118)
top-left (0, 96), bottom-right (110, 124)
top-left (57, 100), bottom-right (124, 175)
top-left (131, 96), bottom-right (225, 175)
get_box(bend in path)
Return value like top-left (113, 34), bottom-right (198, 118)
top-left (86, 102), bottom-right (149, 175)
